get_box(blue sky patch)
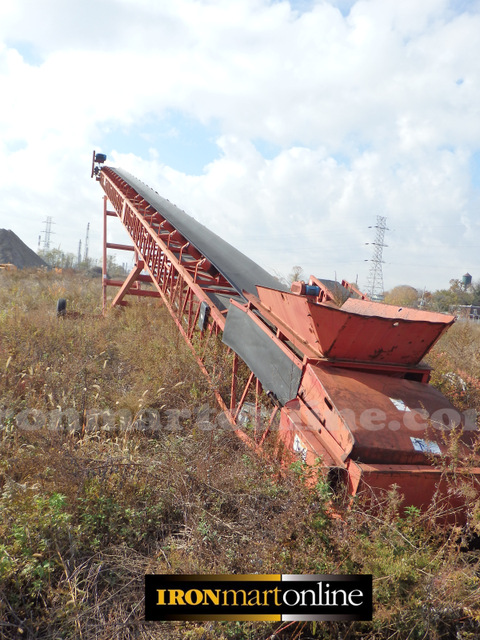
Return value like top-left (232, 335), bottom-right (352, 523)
top-left (283, 0), bottom-right (355, 16)
top-left (331, 152), bottom-right (351, 168)
top-left (470, 150), bottom-right (480, 189)
top-left (7, 139), bottom-right (28, 153)
top-left (287, 0), bottom-right (315, 12)
top-left (449, 0), bottom-right (479, 15)
top-left (99, 114), bottom-right (221, 174)
top-left (6, 40), bottom-right (44, 66)
top-left (253, 138), bottom-right (282, 160)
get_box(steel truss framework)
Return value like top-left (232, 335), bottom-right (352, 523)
top-left (99, 167), bottom-right (280, 450)
top-left (95, 162), bottom-right (480, 519)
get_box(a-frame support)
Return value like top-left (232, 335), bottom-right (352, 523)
top-left (102, 195), bottom-right (159, 312)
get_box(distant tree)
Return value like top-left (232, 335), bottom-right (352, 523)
top-left (429, 279), bottom-right (475, 312)
top-left (37, 248), bottom-right (127, 276)
top-left (38, 248), bottom-right (76, 269)
top-left (383, 285), bottom-right (419, 308)
top-left (469, 281), bottom-right (480, 306)
top-left (273, 265), bottom-right (306, 287)
top-left (106, 255), bottom-right (128, 277)
top-left (288, 265), bottom-right (305, 285)
top-left (418, 290), bottom-right (432, 308)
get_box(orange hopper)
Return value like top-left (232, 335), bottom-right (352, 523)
top-left (244, 280), bottom-right (480, 518)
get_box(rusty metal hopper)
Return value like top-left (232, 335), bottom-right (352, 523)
top-left (255, 287), bottom-right (455, 366)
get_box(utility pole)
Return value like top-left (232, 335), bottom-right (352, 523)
top-left (84, 223), bottom-right (90, 264)
top-left (366, 216), bottom-right (388, 301)
top-left (77, 239), bottom-right (82, 266)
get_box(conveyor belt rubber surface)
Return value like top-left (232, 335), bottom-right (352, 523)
top-left (111, 167), bottom-right (287, 300)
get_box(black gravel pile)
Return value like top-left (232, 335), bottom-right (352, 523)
top-left (0, 229), bottom-right (48, 269)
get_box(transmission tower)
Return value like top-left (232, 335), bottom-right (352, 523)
top-left (41, 216), bottom-right (54, 251)
top-left (366, 216), bottom-right (388, 301)
top-left (77, 239), bottom-right (82, 266)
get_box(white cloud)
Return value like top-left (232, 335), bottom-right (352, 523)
top-left (0, 0), bottom-right (479, 292)
top-left (111, 134), bottom-right (478, 290)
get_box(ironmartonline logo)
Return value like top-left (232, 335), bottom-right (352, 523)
top-left (156, 583), bottom-right (363, 607)
top-left (144, 574), bottom-right (373, 622)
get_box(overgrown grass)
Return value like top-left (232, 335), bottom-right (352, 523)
top-left (427, 321), bottom-right (480, 417)
top-left (0, 270), bottom-right (479, 639)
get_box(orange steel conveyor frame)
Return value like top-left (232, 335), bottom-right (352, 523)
top-left (92, 153), bottom-right (480, 520)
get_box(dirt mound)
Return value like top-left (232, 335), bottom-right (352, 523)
top-left (0, 229), bottom-right (48, 269)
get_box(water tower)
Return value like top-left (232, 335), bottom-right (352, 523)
top-left (462, 273), bottom-right (472, 290)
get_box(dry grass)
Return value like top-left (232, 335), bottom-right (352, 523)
top-left (0, 270), bottom-right (479, 640)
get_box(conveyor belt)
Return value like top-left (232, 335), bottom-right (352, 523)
top-left (111, 167), bottom-right (287, 299)
top-left (96, 157), bottom-right (480, 519)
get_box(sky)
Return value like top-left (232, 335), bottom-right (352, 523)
top-left (1, 0), bottom-right (480, 293)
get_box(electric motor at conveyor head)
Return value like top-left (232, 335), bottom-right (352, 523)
top-left (94, 158), bottom-right (480, 520)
